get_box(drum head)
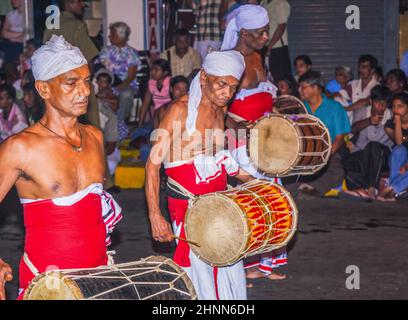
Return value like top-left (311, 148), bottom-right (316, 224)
top-left (249, 116), bottom-right (300, 176)
top-left (185, 194), bottom-right (248, 266)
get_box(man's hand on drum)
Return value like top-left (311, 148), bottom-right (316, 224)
top-left (237, 120), bottom-right (255, 130)
top-left (0, 259), bottom-right (13, 300)
top-left (150, 213), bottom-right (173, 242)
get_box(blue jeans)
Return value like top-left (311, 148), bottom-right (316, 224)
top-left (389, 145), bottom-right (408, 194)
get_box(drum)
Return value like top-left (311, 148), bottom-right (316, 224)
top-left (184, 180), bottom-right (297, 267)
top-left (248, 114), bottom-right (332, 177)
top-left (23, 256), bottom-right (197, 300)
top-left (273, 95), bottom-right (307, 114)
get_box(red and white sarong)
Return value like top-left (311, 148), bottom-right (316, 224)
top-left (164, 151), bottom-right (247, 300)
top-left (17, 183), bottom-right (122, 299)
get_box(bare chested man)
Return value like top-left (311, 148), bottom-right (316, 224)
top-left (221, 4), bottom-right (287, 282)
top-left (145, 51), bottom-right (252, 300)
top-left (0, 35), bottom-right (121, 300)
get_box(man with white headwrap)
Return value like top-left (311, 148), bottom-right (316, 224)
top-left (0, 35), bottom-right (121, 300)
top-left (146, 50), bottom-right (253, 300)
top-left (222, 4), bottom-right (289, 283)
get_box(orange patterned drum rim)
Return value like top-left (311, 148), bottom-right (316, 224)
top-left (185, 181), bottom-right (298, 267)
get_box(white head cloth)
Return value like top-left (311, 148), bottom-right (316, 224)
top-left (31, 35), bottom-right (88, 81)
top-left (186, 50), bottom-right (245, 135)
top-left (221, 4), bottom-right (269, 51)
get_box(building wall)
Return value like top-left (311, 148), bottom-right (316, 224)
top-left (104, 0), bottom-right (145, 50)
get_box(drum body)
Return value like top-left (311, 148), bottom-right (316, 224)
top-left (23, 256), bottom-right (197, 300)
top-left (248, 114), bottom-right (332, 177)
top-left (184, 180), bottom-right (297, 267)
top-left (273, 95), bottom-right (307, 114)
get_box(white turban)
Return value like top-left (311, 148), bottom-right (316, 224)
top-left (31, 35), bottom-right (88, 81)
top-left (186, 50), bottom-right (245, 135)
top-left (221, 4), bottom-right (269, 51)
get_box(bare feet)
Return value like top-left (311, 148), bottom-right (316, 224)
top-left (246, 269), bottom-right (287, 280)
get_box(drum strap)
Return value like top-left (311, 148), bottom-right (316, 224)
top-left (23, 252), bottom-right (40, 277)
top-left (166, 177), bottom-right (196, 204)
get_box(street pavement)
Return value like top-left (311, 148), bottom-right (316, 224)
top-left (1, 187), bottom-right (407, 300)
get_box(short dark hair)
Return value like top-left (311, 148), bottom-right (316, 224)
top-left (0, 84), bottom-right (16, 101)
top-left (275, 74), bottom-right (298, 97)
top-left (152, 59), bottom-right (171, 76)
top-left (298, 70), bottom-right (325, 89)
top-left (294, 55), bottom-right (312, 67)
top-left (170, 75), bottom-right (189, 89)
top-left (96, 72), bottom-right (113, 84)
top-left (370, 85), bottom-right (390, 102)
top-left (358, 54), bottom-right (378, 69)
top-left (174, 28), bottom-right (190, 38)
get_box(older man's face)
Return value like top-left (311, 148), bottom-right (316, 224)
top-left (42, 64), bottom-right (91, 117)
top-left (201, 73), bottom-right (240, 108)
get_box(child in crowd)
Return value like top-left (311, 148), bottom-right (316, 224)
top-left (294, 55), bottom-right (312, 82)
top-left (275, 74), bottom-right (299, 97)
top-left (22, 82), bottom-right (44, 125)
top-left (131, 75), bottom-right (189, 163)
top-left (138, 59), bottom-right (172, 127)
top-left (326, 66), bottom-right (353, 113)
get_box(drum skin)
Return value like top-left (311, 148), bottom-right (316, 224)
top-left (185, 181), bottom-right (298, 267)
top-left (23, 256), bottom-right (197, 300)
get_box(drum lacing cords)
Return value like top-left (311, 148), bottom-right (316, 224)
top-left (107, 251), bottom-right (116, 266)
top-left (167, 177), bottom-right (196, 207)
top-left (23, 252), bottom-right (40, 277)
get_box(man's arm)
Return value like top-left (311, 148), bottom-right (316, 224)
top-left (138, 90), bottom-right (152, 127)
top-left (267, 24), bottom-right (286, 52)
top-left (145, 103), bottom-right (183, 242)
top-left (2, 17), bottom-right (23, 41)
top-left (393, 115), bottom-right (404, 145)
top-left (344, 97), bottom-right (370, 112)
top-left (351, 117), bottom-right (370, 135)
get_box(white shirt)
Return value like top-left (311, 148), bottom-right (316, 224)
top-left (261, 0), bottom-right (290, 49)
top-left (350, 76), bottom-right (379, 124)
top-left (6, 9), bottom-right (24, 33)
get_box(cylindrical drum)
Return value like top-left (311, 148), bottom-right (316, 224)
top-left (248, 114), bottom-right (332, 177)
top-left (23, 256), bottom-right (197, 300)
top-left (273, 95), bottom-right (307, 114)
top-left (184, 180), bottom-right (298, 267)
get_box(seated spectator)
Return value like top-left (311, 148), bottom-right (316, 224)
top-left (98, 21), bottom-right (141, 122)
top-left (380, 92), bottom-right (408, 201)
top-left (345, 54), bottom-right (379, 124)
top-left (326, 66), bottom-right (353, 108)
top-left (275, 74), bottom-right (298, 97)
top-left (294, 55), bottom-right (312, 82)
top-left (386, 69), bottom-right (407, 95)
top-left (14, 69), bottom-right (35, 101)
top-left (131, 75), bottom-right (189, 163)
top-left (0, 84), bottom-right (27, 141)
top-left (342, 85), bottom-right (394, 200)
top-left (1, 0), bottom-right (24, 64)
top-left (294, 70), bottom-right (351, 197)
top-left (138, 59), bottom-right (172, 128)
top-left (22, 82), bottom-right (44, 125)
top-left (160, 28), bottom-right (202, 78)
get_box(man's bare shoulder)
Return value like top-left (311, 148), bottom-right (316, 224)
top-left (0, 129), bottom-right (36, 160)
top-left (80, 124), bottom-right (103, 141)
top-left (165, 96), bottom-right (188, 119)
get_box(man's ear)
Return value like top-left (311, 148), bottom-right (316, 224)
top-left (199, 69), bottom-right (207, 87)
top-left (35, 80), bottom-right (51, 100)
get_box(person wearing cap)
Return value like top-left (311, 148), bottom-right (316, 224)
top-left (145, 50), bottom-right (252, 300)
top-left (0, 35), bottom-right (122, 300)
top-left (294, 70), bottom-right (351, 198)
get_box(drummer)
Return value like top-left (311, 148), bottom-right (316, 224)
top-left (0, 35), bottom-right (122, 300)
top-left (222, 4), bottom-right (288, 282)
top-left (145, 50), bottom-right (253, 300)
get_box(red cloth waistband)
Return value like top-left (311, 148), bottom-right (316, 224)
top-left (165, 162), bottom-right (228, 196)
top-left (229, 91), bottom-right (274, 122)
top-left (19, 193), bottom-right (108, 291)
